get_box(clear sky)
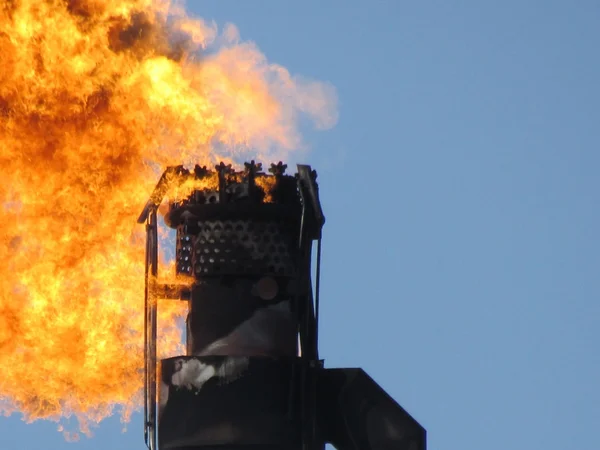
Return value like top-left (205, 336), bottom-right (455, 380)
top-left (2, 1), bottom-right (599, 449)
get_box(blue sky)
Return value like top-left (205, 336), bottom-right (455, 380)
top-left (2, 1), bottom-right (599, 449)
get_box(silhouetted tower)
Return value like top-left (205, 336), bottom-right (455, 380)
top-left (138, 162), bottom-right (426, 450)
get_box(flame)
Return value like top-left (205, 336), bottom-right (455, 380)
top-left (170, 172), bottom-right (219, 203)
top-left (0, 0), bottom-right (337, 435)
top-left (255, 175), bottom-right (277, 203)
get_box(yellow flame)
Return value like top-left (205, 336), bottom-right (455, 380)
top-left (0, 0), bottom-right (336, 435)
top-left (255, 175), bottom-right (277, 203)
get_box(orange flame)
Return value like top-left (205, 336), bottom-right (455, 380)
top-left (0, 0), bottom-right (336, 436)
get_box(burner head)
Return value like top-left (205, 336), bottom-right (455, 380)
top-left (165, 162), bottom-right (309, 279)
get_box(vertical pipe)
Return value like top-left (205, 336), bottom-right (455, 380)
top-left (143, 208), bottom-right (158, 450)
top-left (314, 237), bottom-right (322, 356)
top-left (143, 217), bottom-right (150, 447)
top-left (149, 208), bottom-right (158, 450)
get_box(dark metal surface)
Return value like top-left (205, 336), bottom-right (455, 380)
top-left (185, 279), bottom-right (297, 357)
top-left (296, 165), bottom-right (325, 240)
top-left (158, 356), bottom-right (305, 450)
top-left (318, 369), bottom-right (427, 450)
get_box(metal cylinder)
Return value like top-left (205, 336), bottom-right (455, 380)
top-left (165, 162), bottom-right (302, 359)
top-left (157, 162), bottom-right (312, 450)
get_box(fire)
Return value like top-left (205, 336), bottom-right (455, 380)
top-left (0, 0), bottom-right (337, 436)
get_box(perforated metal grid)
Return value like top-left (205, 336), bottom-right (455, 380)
top-left (176, 230), bottom-right (194, 275)
top-left (185, 219), bottom-right (297, 277)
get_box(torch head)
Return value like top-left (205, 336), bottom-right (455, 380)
top-left (163, 161), bottom-right (322, 358)
top-left (165, 161), bottom-right (302, 280)
top-left (141, 161), bottom-right (324, 450)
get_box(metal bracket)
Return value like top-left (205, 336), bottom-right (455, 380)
top-left (138, 165), bottom-right (187, 224)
